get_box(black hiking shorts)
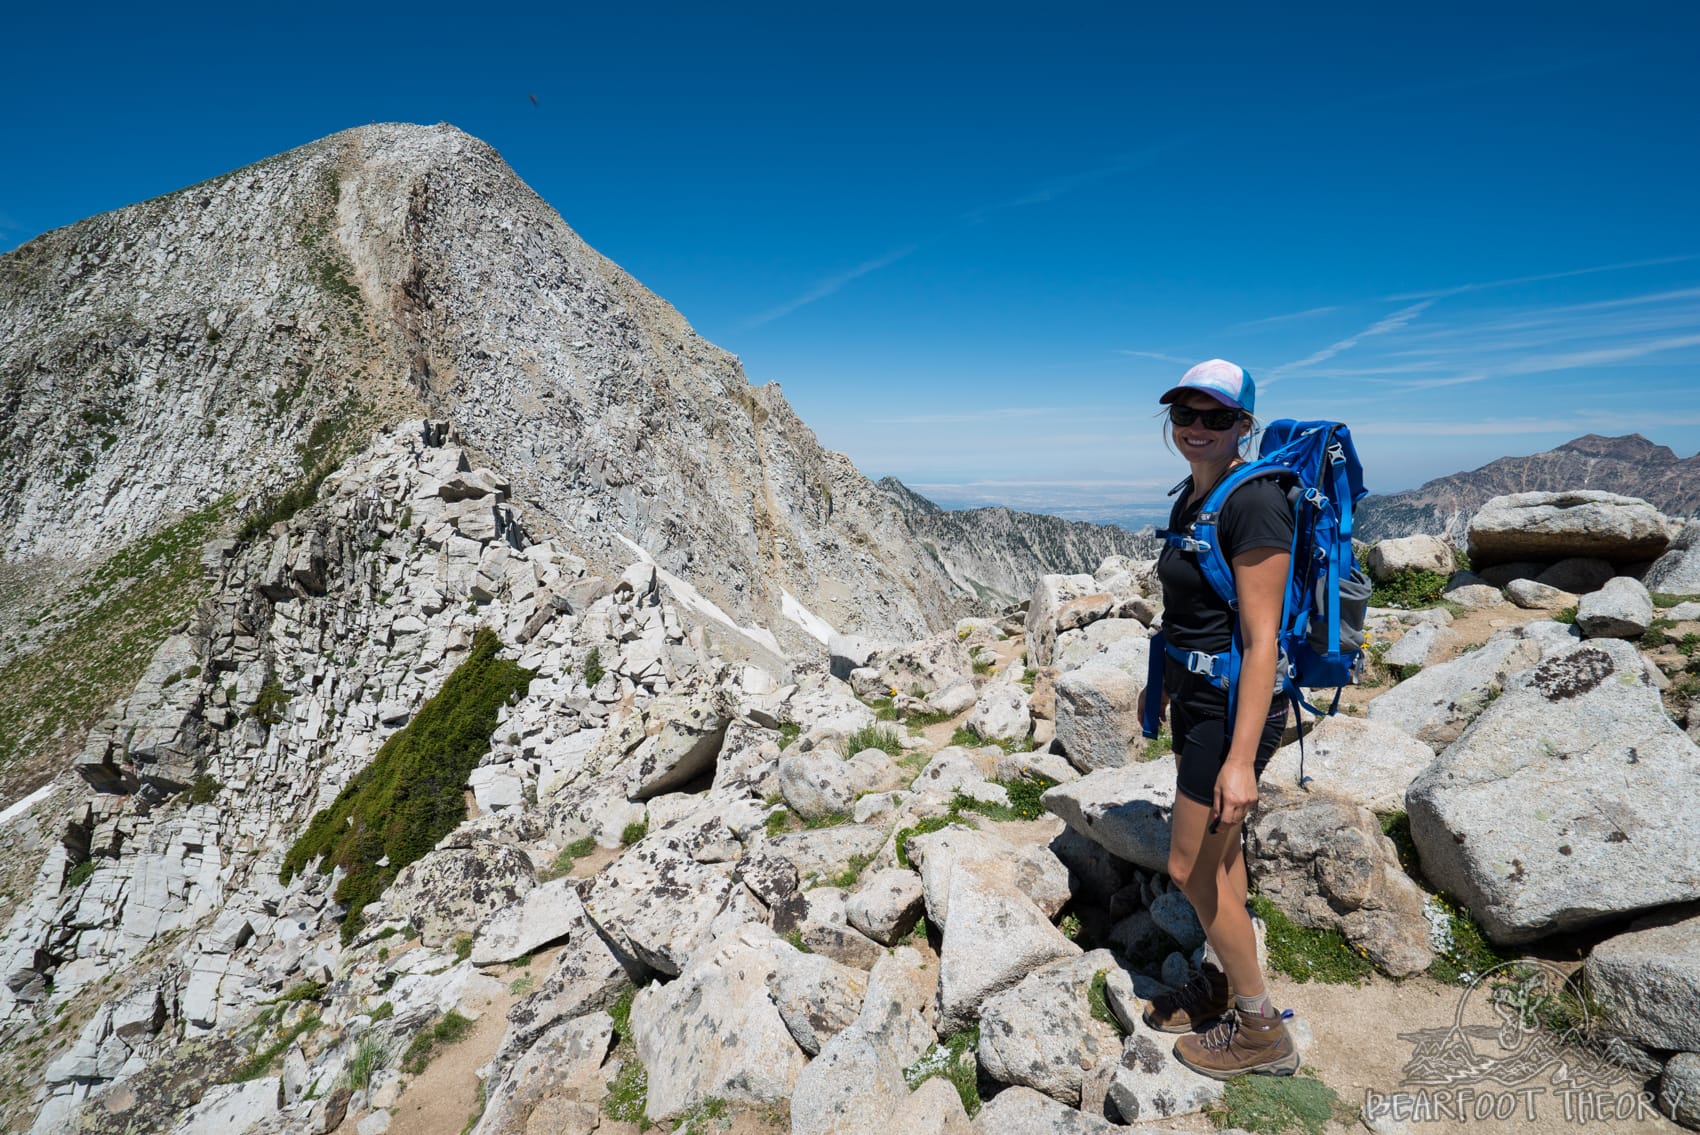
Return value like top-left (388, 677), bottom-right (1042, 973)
top-left (1164, 657), bottom-right (1288, 808)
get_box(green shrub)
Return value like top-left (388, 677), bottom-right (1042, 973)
top-left (1653, 592), bottom-right (1700, 608)
top-left (844, 723), bottom-right (904, 757)
top-left (1249, 894), bottom-right (1374, 984)
top-left (65, 860), bottom-right (97, 889)
top-left (370, 1000), bottom-right (394, 1022)
top-left (237, 460), bottom-right (339, 543)
top-left (1370, 568), bottom-right (1449, 609)
top-left (187, 773), bottom-right (222, 804)
top-left (776, 722), bottom-right (802, 750)
top-left (620, 820), bottom-right (648, 846)
top-left (279, 628), bottom-right (534, 941)
top-left (1553, 605), bottom-right (1578, 625)
top-left (233, 1014), bottom-right (321, 1082)
top-left (249, 676), bottom-right (292, 727)
top-left (603, 1057), bottom-right (649, 1126)
top-left (452, 935), bottom-right (473, 963)
top-left (582, 647), bottom-right (605, 688)
top-left (401, 1011), bottom-right (475, 1074)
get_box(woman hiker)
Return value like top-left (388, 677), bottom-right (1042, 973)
top-left (1138, 358), bottom-right (1301, 1078)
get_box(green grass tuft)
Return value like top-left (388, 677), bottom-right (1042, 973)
top-left (1089, 969), bottom-right (1128, 1035)
top-left (1206, 1071), bottom-right (1348, 1135)
top-left (1424, 892), bottom-right (1512, 985)
top-left (1378, 810), bottom-right (1422, 879)
top-left (187, 773), bottom-right (223, 805)
top-left (1641, 617), bottom-right (1677, 649)
top-left (1553, 605), bottom-right (1578, 625)
top-left (279, 627), bottom-right (534, 942)
top-left (894, 816), bottom-right (957, 869)
top-left (1250, 894), bottom-right (1374, 984)
top-left (777, 722), bottom-right (802, 750)
top-left (844, 723), bottom-right (905, 757)
top-left (620, 820), bottom-right (648, 846)
top-left (544, 836), bottom-right (598, 879)
top-left (400, 1011), bottom-right (475, 1074)
top-left (902, 1027), bottom-right (981, 1117)
top-left (65, 860), bottom-right (97, 889)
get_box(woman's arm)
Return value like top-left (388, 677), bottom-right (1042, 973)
top-left (1213, 545), bottom-right (1290, 826)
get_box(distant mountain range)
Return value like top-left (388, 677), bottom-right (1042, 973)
top-left (875, 477), bottom-right (1159, 606)
top-left (1356, 434), bottom-right (1700, 542)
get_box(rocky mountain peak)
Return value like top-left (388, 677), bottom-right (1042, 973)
top-left (1554, 433), bottom-right (1678, 463)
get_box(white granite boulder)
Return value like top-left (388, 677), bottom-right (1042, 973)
top-left (629, 924), bottom-right (805, 1121)
top-left (1584, 909), bottom-right (1700, 1052)
top-left (966, 680), bottom-right (1032, 743)
top-left (1407, 638), bottom-right (1700, 944)
top-left (385, 839), bottom-right (537, 948)
top-left (1262, 716), bottom-right (1437, 814)
top-left (1053, 665), bottom-right (1143, 772)
top-left (1576, 576), bottom-right (1655, 639)
top-left (1467, 490), bottom-right (1671, 567)
top-left (975, 950), bottom-right (1127, 1105)
top-left (1042, 758), bottom-right (1176, 874)
top-left (1248, 783), bottom-right (1434, 976)
top-left (1366, 535), bottom-right (1455, 579)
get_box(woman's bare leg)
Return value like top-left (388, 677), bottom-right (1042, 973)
top-left (1167, 793), bottom-right (1265, 998)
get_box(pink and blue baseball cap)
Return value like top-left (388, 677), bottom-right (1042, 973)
top-left (1158, 359), bottom-right (1256, 415)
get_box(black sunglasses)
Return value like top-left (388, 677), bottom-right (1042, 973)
top-left (1168, 404), bottom-right (1244, 430)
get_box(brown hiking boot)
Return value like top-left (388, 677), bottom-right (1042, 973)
top-left (1141, 962), bottom-right (1232, 1033)
top-left (1172, 1007), bottom-right (1301, 1079)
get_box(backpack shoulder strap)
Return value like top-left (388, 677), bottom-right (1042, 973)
top-left (1189, 462), bottom-right (1293, 608)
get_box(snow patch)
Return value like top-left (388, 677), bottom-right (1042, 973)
top-left (614, 534), bottom-right (783, 655)
top-left (782, 589), bottom-right (835, 645)
top-left (0, 783), bottom-right (56, 830)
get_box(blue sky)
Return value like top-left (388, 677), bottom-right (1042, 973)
top-left (4, 2), bottom-right (1698, 522)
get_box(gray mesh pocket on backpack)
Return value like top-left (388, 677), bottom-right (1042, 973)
top-left (1307, 566), bottom-right (1372, 656)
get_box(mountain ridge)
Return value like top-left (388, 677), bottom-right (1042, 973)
top-left (1356, 432), bottom-right (1700, 542)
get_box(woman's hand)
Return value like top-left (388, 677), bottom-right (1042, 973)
top-left (1213, 759), bottom-right (1261, 829)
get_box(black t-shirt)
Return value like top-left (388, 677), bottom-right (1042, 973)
top-left (1157, 475), bottom-right (1295, 654)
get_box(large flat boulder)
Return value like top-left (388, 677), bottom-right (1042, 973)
top-left (1262, 716), bottom-right (1436, 814)
top-left (386, 838), bottom-right (537, 948)
top-left (581, 829), bottom-right (735, 975)
top-left (1365, 626), bottom-right (1550, 748)
top-left (1042, 758), bottom-right (1177, 873)
top-left (1407, 638), bottom-right (1700, 944)
top-left (1467, 491), bottom-right (1671, 568)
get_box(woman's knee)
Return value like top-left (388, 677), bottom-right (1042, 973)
top-left (1167, 850), bottom-right (1200, 893)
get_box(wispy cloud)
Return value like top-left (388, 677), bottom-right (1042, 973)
top-left (1354, 410), bottom-right (1700, 437)
top-left (1377, 332), bottom-right (1700, 391)
top-left (1226, 305), bottom-right (1342, 333)
top-left (870, 406), bottom-right (1058, 426)
top-left (743, 244), bottom-right (919, 327)
top-left (1385, 255), bottom-right (1699, 302)
top-left (1116, 349), bottom-right (1197, 366)
top-left (1265, 301), bottom-right (1433, 381)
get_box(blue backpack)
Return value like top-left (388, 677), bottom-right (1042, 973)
top-left (1140, 420), bottom-right (1371, 783)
